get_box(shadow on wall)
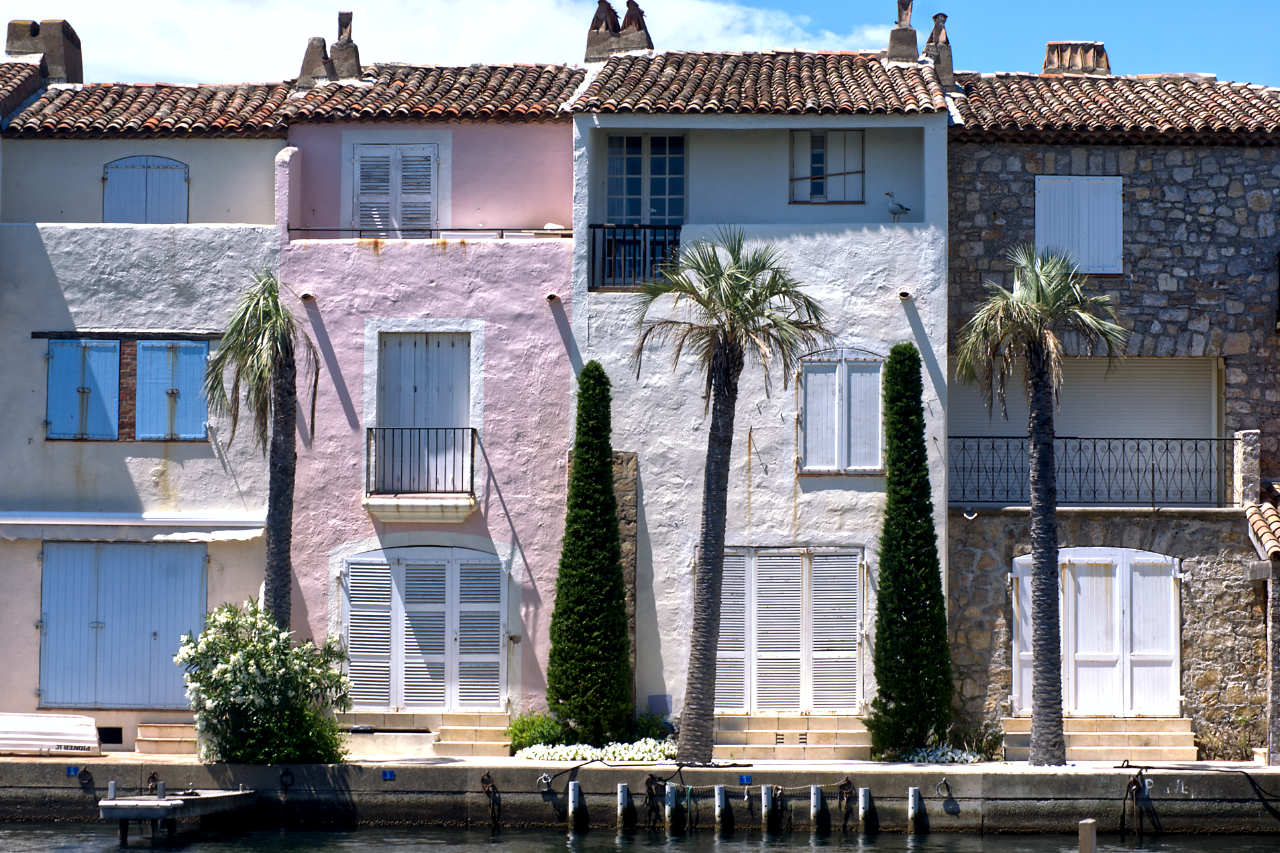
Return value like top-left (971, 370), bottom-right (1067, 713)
top-left (632, 466), bottom-right (669, 712)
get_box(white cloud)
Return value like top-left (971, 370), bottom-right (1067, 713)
top-left (21, 0), bottom-right (892, 85)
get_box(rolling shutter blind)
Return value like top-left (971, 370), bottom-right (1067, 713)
top-left (354, 144), bottom-right (437, 234)
top-left (346, 562), bottom-right (394, 706)
top-left (47, 340), bottom-right (119, 440)
top-left (753, 552), bottom-right (803, 710)
top-left (1035, 176), bottom-right (1122, 274)
top-left (402, 562), bottom-right (447, 706)
top-left (801, 362), bottom-right (838, 469)
top-left (810, 552), bottom-right (859, 710)
top-left (846, 361), bottom-right (881, 469)
top-left (1127, 559), bottom-right (1178, 715)
top-left (136, 341), bottom-right (209, 440)
top-left (714, 552), bottom-right (749, 712)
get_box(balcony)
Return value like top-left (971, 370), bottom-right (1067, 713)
top-left (363, 427), bottom-right (477, 522)
top-left (287, 226), bottom-right (572, 241)
top-left (948, 436), bottom-right (1236, 507)
top-left (588, 224), bottom-right (681, 290)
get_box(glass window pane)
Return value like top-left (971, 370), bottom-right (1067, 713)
top-left (668, 157), bottom-right (685, 176)
top-left (626, 156), bottom-right (642, 176)
top-left (625, 136), bottom-right (642, 154)
top-left (668, 199), bottom-right (684, 219)
top-left (626, 177), bottom-right (642, 196)
top-left (651, 137), bottom-right (667, 155)
top-left (668, 177), bottom-right (684, 196)
top-left (651, 158), bottom-right (667, 176)
top-left (608, 136), bottom-right (626, 155)
top-left (651, 176), bottom-right (667, 197)
top-left (667, 137), bottom-right (684, 155)
top-left (651, 198), bottom-right (666, 217)
top-left (626, 198), bottom-right (641, 219)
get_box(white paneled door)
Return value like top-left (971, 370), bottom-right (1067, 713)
top-left (714, 548), bottom-right (861, 714)
top-left (345, 547), bottom-right (506, 711)
top-left (1011, 548), bottom-right (1180, 717)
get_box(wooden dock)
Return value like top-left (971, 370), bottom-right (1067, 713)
top-left (99, 789), bottom-right (256, 843)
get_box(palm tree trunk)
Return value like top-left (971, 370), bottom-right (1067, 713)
top-left (263, 340), bottom-right (297, 630)
top-left (676, 343), bottom-right (744, 764)
top-left (1026, 346), bottom-right (1066, 765)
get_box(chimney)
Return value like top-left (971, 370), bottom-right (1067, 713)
top-left (920, 12), bottom-right (952, 88)
top-left (585, 0), bottom-right (653, 63)
top-left (1042, 41), bottom-right (1110, 76)
top-left (886, 0), bottom-right (918, 62)
top-left (5, 19), bottom-right (82, 83)
top-left (297, 12), bottom-right (361, 88)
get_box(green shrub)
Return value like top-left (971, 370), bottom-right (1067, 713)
top-left (174, 600), bottom-right (351, 764)
top-left (864, 343), bottom-right (954, 759)
top-left (546, 361), bottom-right (633, 745)
top-left (947, 721), bottom-right (1004, 761)
top-left (505, 712), bottom-right (570, 752)
top-left (635, 707), bottom-right (672, 741)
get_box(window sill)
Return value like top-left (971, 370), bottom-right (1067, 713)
top-left (798, 468), bottom-right (885, 478)
top-left (787, 200), bottom-right (866, 205)
top-left (362, 493), bottom-right (477, 523)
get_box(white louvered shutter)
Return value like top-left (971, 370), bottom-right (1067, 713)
top-left (1126, 559), bottom-right (1178, 715)
top-left (810, 552), bottom-right (860, 710)
top-left (791, 131), bottom-right (812, 202)
top-left (354, 145), bottom-right (393, 234)
top-left (1010, 558), bottom-right (1034, 714)
top-left (714, 551), bottom-right (749, 712)
top-left (802, 362), bottom-right (839, 469)
top-left (753, 552), bottom-right (803, 710)
top-left (402, 561), bottom-right (447, 707)
top-left (1082, 177), bottom-right (1123, 274)
top-left (1035, 176), bottom-right (1080, 262)
top-left (346, 562), bottom-right (393, 706)
top-left (455, 559), bottom-right (504, 708)
top-left (846, 361), bottom-right (882, 469)
top-left (397, 146), bottom-right (435, 233)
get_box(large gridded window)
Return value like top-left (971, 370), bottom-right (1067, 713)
top-left (791, 131), bottom-right (864, 203)
top-left (103, 156), bottom-right (189, 224)
top-left (1035, 176), bottom-right (1123, 274)
top-left (606, 135), bottom-right (685, 225)
top-left (800, 349), bottom-right (883, 472)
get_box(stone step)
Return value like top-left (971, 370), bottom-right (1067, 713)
top-left (442, 713), bottom-right (510, 728)
top-left (137, 724), bottom-right (195, 739)
top-left (437, 726), bottom-right (510, 743)
top-left (1066, 746), bottom-right (1200, 762)
top-left (434, 741), bottom-right (512, 758)
top-left (336, 713), bottom-right (443, 731)
top-left (714, 730), bottom-right (871, 747)
top-left (712, 745), bottom-right (871, 761)
top-left (1001, 717), bottom-right (1192, 734)
top-left (135, 737), bottom-right (198, 754)
top-left (343, 731), bottom-right (437, 758)
top-left (715, 715), bottom-right (868, 733)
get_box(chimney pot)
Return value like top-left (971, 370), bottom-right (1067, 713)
top-left (1042, 41), bottom-right (1110, 76)
top-left (585, 0), bottom-right (653, 62)
top-left (330, 11), bottom-right (361, 78)
top-left (6, 18), bottom-right (82, 83)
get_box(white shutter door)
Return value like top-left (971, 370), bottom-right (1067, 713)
top-left (802, 363), bottom-right (838, 469)
top-left (753, 552), bottom-right (803, 710)
top-left (402, 561), bottom-right (448, 707)
top-left (103, 160), bottom-right (148, 223)
top-left (845, 361), bottom-right (882, 469)
top-left (791, 131), bottom-right (812, 202)
top-left (39, 543), bottom-right (99, 708)
top-left (397, 146), bottom-right (436, 233)
top-left (1082, 177), bottom-right (1123, 274)
top-left (1126, 559), bottom-right (1179, 715)
top-left (454, 558), bottom-right (505, 708)
top-left (143, 158), bottom-right (188, 224)
top-left (354, 145), bottom-right (393, 233)
top-left (1067, 560), bottom-right (1122, 716)
top-left (346, 561), bottom-right (394, 707)
top-left (426, 334), bottom-right (471, 492)
top-left (376, 334), bottom-right (427, 492)
top-left (810, 551), bottom-right (860, 711)
top-left (1011, 559), bottom-right (1034, 714)
top-left (714, 551), bottom-right (749, 712)
top-left (1035, 176), bottom-right (1080, 262)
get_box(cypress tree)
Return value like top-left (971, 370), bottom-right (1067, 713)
top-left (546, 361), bottom-right (633, 744)
top-left (864, 343), bottom-right (953, 757)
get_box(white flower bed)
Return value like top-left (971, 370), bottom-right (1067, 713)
top-left (902, 744), bottom-right (985, 764)
top-left (515, 737), bottom-right (677, 762)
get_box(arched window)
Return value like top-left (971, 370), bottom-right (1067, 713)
top-left (799, 347), bottom-right (884, 473)
top-left (103, 156), bottom-right (188, 223)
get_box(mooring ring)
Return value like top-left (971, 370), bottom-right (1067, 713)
top-left (536, 773), bottom-right (553, 793)
top-left (280, 769), bottom-right (295, 789)
top-left (936, 778), bottom-right (952, 799)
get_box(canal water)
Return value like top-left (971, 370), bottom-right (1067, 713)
top-left (1, 825), bottom-right (1277, 853)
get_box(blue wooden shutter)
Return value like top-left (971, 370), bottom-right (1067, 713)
top-left (103, 159), bottom-right (148, 223)
top-left (137, 341), bottom-right (209, 440)
top-left (173, 342), bottom-right (209, 439)
top-left (143, 157), bottom-right (189, 224)
top-left (39, 543), bottom-right (100, 708)
top-left (135, 342), bottom-right (171, 440)
top-left (94, 543), bottom-right (157, 709)
top-left (82, 341), bottom-right (120, 439)
top-left (46, 341), bottom-right (85, 439)
top-left (144, 543), bottom-right (206, 709)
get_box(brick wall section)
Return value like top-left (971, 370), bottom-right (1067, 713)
top-left (949, 508), bottom-right (1268, 755)
top-left (948, 142), bottom-right (1280, 475)
top-left (118, 340), bottom-right (136, 441)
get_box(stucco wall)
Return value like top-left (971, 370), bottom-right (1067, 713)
top-left (571, 113), bottom-right (950, 717)
top-left (286, 121), bottom-right (574, 232)
top-left (948, 508), bottom-right (1267, 756)
top-left (0, 138), bottom-right (285, 224)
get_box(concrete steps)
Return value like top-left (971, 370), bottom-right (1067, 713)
top-left (711, 715), bottom-right (871, 761)
top-left (1001, 717), bottom-right (1198, 762)
top-left (335, 712), bottom-right (512, 757)
top-left (434, 714), bottom-right (512, 757)
top-left (135, 723), bottom-right (197, 755)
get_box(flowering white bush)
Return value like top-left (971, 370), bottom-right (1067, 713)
top-left (174, 600), bottom-right (351, 764)
top-left (515, 737), bottom-right (677, 762)
top-left (902, 744), bottom-right (985, 764)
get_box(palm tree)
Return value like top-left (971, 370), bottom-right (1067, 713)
top-left (955, 244), bottom-right (1127, 765)
top-left (204, 271), bottom-right (319, 630)
top-left (631, 227), bottom-right (831, 763)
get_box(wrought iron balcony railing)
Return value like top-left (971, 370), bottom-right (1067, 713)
top-left (948, 436), bottom-right (1235, 507)
top-left (366, 427), bottom-right (476, 495)
top-left (589, 224), bottom-right (682, 289)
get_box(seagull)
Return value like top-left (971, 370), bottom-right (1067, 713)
top-left (886, 192), bottom-right (911, 222)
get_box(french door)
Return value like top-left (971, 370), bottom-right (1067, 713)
top-left (714, 548), bottom-right (861, 713)
top-left (1011, 548), bottom-right (1180, 717)
top-left (345, 547), bottom-right (506, 711)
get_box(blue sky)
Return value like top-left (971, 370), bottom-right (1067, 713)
top-left (20, 0), bottom-right (1280, 87)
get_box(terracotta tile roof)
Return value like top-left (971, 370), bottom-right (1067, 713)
top-left (1245, 484), bottom-right (1280, 561)
top-left (5, 82), bottom-right (294, 138)
top-left (572, 52), bottom-right (948, 115)
top-left (951, 72), bottom-right (1280, 145)
top-left (288, 64), bottom-right (585, 123)
top-left (0, 61), bottom-right (42, 121)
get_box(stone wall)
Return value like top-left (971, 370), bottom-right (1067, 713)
top-left (949, 508), bottom-right (1268, 755)
top-left (949, 141), bottom-right (1280, 475)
